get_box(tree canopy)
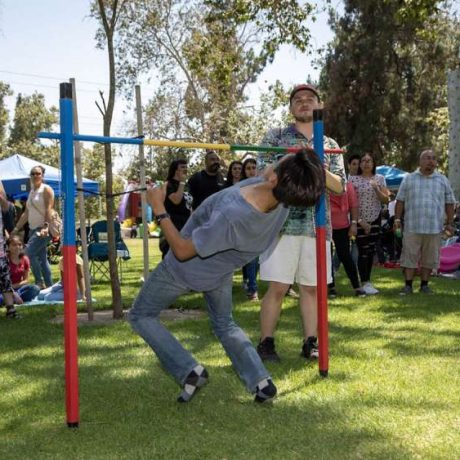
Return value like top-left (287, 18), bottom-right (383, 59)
top-left (319, 0), bottom-right (460, 170)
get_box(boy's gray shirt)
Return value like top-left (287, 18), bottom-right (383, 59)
top-left (164, 177), bottom-right (289, 291)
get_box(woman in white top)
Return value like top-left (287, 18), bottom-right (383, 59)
top-left (13, 165), bottom-right (54, 288)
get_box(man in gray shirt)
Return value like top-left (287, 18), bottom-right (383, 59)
top-left (128, 151), bottom-right (325, 404)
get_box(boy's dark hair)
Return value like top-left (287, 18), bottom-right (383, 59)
top-left (166, 159), bottom-right (187, 181)
top-left (273, 150), bottom-right (325, 207)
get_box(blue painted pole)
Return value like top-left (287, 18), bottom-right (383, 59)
top-left (38, 132), bottom-right (144, 145)
top-left (313, 109), bottom-right (329, 377)
top-left (59, 82), bottom-right (79, 427)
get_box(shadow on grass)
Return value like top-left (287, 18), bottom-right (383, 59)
top-left (1, 326), bottom-right (418, 460)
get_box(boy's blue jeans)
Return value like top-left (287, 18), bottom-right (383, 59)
top-left (128, 261), bottom-right (270, 392)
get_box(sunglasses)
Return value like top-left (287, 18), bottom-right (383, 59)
top-left (30, 172), bottom-right (42, 176)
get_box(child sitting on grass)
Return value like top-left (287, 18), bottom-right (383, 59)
top-left (38, 254), bottom-right (86, 302)
top-left (1, 235), bottom-right (40, 305)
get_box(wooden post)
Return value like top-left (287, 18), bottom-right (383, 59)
top-left (70, 78), bottom-right (94, 320)
top-left (135, 85), bottom-right (150, 281)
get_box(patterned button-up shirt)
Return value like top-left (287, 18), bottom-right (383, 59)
top-left (396, 169), bottom-right (456, 234)
top-left (258, 124), bottom-right (345, 240)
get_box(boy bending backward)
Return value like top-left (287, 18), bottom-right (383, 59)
top-left (128, 151), bottom-right (325, 403)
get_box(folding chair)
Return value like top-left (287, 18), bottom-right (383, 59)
top-left (87, 220), bottom-right (130, 282)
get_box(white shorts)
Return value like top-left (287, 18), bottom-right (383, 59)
top-left (260, 235), bottom-right (332, 286)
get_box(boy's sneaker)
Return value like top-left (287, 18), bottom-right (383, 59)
top-left (301, 336), bottom-right (319, 360)
top-left (355, 288), bottom-right (367, 297)
top-left (419, 285), bottom-right (434, 294)
top-left (241, 280), bottom-right (248, 292)
top-left (247, 292), bottom-right (259, 301)
top-left (177, 365), bottom-right (209, 403)
top-left (257, 337), bottom-right (280, 362)
top-left (399, 285), bottom-right (413, 296)
top-left (328, 287), bottom-right (337, 299)
top-left (254, 378), bottom-right (277, 403)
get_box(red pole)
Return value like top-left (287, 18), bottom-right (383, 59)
top-left (62, 246), bottom-right (79, 426)
top-left (316, 227), bottom-right (329, 376)
top-left (313, 109), bottom-right (329, 377)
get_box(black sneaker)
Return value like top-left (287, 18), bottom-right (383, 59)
top-left (301, 336), bottom-right (319, 360)
top-left (355, 288), bottom-right (366, 297)
top-left (399, 285), bottom-right (413, 296)
top-left (328, 287), bottom-right (337, 299)
top-left (257, 337), bottom-right (280, 362)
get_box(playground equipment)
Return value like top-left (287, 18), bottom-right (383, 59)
top-left (38, 82), bottom-right (345, 427)
top-left (118, 180), bottom-right (153, 223)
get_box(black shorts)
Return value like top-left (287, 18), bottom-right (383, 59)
top-left (0, 256), bottom-right (13, 293)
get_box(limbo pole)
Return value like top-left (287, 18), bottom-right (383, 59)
top-left (59, 83), bottom-right (80, 427)
top-left (313, 109), bottom-right (329, 377)
top-left (39, 131), bottom-right (344, 155)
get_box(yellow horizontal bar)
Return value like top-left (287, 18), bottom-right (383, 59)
top-left (144, 139), bottom-right (231, 151)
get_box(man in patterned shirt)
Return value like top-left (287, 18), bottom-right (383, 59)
top-left (256, 84), bottom-right (346, 362)
top-left (395, 149), bottom-right (456, 295)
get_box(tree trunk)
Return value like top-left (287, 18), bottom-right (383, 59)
top-left (447, 67), bottom-right (460, 201)
top-left (96, 0), bottom-right (124, 319)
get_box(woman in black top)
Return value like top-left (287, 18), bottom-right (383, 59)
top-left (160, 159), bottom-right (192, 258)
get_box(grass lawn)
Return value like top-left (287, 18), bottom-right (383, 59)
top-left (1, 238), bottom-right (459, 459)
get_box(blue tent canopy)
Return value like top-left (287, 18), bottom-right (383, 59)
top-left (0, 154), bottom-right (100, 199)
top-left (376, 165), bottom-right (408, 190)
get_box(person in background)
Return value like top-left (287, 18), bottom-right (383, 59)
top-left (187, 150), bottom-right (225, 210)
top-left (256, 83), bottom-right (345, 362)
top-left (225, 161), bottom-right (243, 187)
top-left (2, 197), bottom-right (16, 235)
top-left (395, 149), bottom-right (456, 295)
top-left (12, 165), bottom-right (54, 288)
top-left (160, 159), bottom-right (193, 259)
top-left (347, 154), bottom-right (361, 177)
top-left (387, 192), bottom-right (401, 262)
top-left (1, 235), bottom-right (40, 305)
top-left (328, 180), bottom-right (366, 298)
top-left (240, 158), bottom-right (259, 300)
top-left (349, 153), bottom-right (390, 295)
top-left (0, 182), bottom-right (18, 318)
top-left (38, 253), bottom-right (86, 302)
top-left (347, 154), bottom-right (362, 265)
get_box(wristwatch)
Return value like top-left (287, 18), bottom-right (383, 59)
top-left (155, 212), bottom-right (170, 225)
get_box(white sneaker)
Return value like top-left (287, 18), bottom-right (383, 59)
top-left (363, 282), bottom-right (379, 295)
